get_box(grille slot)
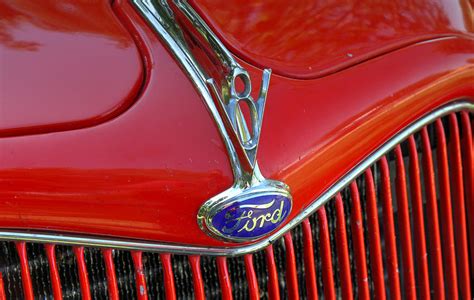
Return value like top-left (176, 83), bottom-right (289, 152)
top-left (55, 246), bottom-right (81, 300)
top-left (0, 111), bottom-right (472, 299)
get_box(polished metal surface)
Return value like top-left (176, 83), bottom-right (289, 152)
top-left (133, 0), bottom-right (242, 180)
top-left (134, 0), bottom-right (271, 180)
top-left (132, 0), bottom-right (293, 242)
top-left (175, 0), bottom-right (271, 170)
top-left (206, 70), bottom-right (271, 170)
top-left (1, 101), bottom-right (471, 255)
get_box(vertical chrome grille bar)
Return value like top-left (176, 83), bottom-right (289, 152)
top-left (102, 249), bottom-right (119, 300)
top-left (349, 182), bottom-right (370, 299)
top-left (302, 219), bottom-right (318, 299)
top-left (317, 207), bottom-right (336, 299)
top-left (435, 119), bottom-right (459, 298)
top-left (45, 244), bottom-right (63, 299)
top-left (264, 245), bottom-right (280, 300)
top-left (379, 157), bottom-right (402, 300)
top-left (73, 246), bottom-right (92, 300)
top-left (283, 233), bottom-right (299, 299)
top-left (335, 193), bottom-right (354, 299)
top-left (394, 145), bottom-right (417, 299)
top-left (420, 127), bottom-right (446, 299)
top-left (460, 112), bottom-right (473, 280)
top-left (216, 257), bottom-right (233, 299)
top-left (160, 254), bottom-right (176, 300)
top-left (188, 255), bottom-right (205, 300)
top-left (243, 254), bottom-right (259, 299)
top-left (407, 136), bottom-right (431, 299)
top-left (448, 114), bottom-right (471, 299)
top-left (0, 272), bottom-right (6, 300)
top-left (131, 251), bottom-right (148, 300)
top-left (15, 242), bottom-right (33, 300)
top-left (364, 169), bottom-right (386, 299)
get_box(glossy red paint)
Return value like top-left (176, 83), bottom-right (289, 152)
top-left (0, 0), bottom-right (235, 246)
top-left (0, 0), bottom-right (143, 136)
top-left (0, 0), bottom-right (473, 249)
top-left (191, 0), bottom-right (474, 78)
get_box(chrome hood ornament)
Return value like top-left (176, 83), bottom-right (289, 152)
top-left (207, 68), bottom-right (271, 170)
top-left (133, 0), bottom-right (292, 242)
top-left (174, 0), bottom-right (271, 176)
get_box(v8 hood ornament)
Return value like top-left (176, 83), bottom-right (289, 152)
top-left (134, 0), bottom-right (292, 242)
top-left (207, 68), bottom-right (271, 169)
top-left (202, 65), bottom-right (292, 241)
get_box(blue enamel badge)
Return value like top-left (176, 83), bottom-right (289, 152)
top-left (212, 193), bottom-right (291, 239)
top-left (198, 180), bottom-right (292, 242)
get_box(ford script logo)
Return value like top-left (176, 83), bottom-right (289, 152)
top-left (212, 194), bottom-right (291, 239)
top-left (198, 181), bottom-right (292, 242)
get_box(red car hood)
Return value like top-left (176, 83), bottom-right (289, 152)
top-left (0, 0), bottom-right (473, 248)
top-left (191, 0), bottom-right (472, 79)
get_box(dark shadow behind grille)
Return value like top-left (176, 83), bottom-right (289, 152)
top-left (200, 256), bottom-right (221, 299)
top-left (142, 252), bottom-right (165, 300)
top-left (292, 224), bottom-right (307, 298)
top-left (0, 242), bottom-right (23, 300)
top-left (113, 250), bottom-right (136, 300)
top-left (26, 244), bottom-right (53, 299)
top-left (227, 256), bottom-right (248, 299)
top-left (251, 249), bottom-right (269, 299)
top-left (0, 111), bottom-right (472, 299)
top-left (271, 236), bottom-right (288, 298)
top-left (84, 248), bottom-right (108, 300)
top-left (55, 246), bottom-right (81, 300)
top-left (171, 255), bottom-right (194, 299)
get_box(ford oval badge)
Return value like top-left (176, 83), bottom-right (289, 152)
top-left (198, 180), bottom-right (292, 242)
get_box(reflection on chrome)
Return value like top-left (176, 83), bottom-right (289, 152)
top-left (133, 0), bottom-right (293, 242)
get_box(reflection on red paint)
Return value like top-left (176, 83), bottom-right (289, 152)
top-left (191, 0), bottom-right (472, 78)
top-left (0, 0), bottom-right (472, 248)
top-left (0, 0), bottom-right (143, 136)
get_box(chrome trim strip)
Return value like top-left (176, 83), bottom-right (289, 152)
top-left (1, 101), bottom-right (472, 256)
